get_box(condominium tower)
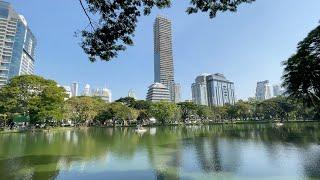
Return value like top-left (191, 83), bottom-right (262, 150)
top-left (154, 16), bottom-right (176, 102)
top-left (255, 80), bottom-right (272, 101)
top-left (192, 73), bottom-right (235, 106)
top-left (0, 1), bottom-right (37, 87)
top-left (71, 82), bottom-right (79, 97)
top-left (83, 84), bottom-right (91, 96)
top-left (146, 82), bottom-right (170, 102)
top-left (191, 74), bottom-right (209, 105)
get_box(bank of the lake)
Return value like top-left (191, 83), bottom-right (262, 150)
top-left (1, 119), bottom-right (319, 134)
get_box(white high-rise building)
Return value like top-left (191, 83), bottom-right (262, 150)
top-left (83, 84), bottom-right (91, 96)
top-left (192, 73), bottom-right (235, 106)
top-left (92, 87), bottom-right (112, 103)
top-left (256, 80), bottom-right (272, 101)
top-left (192, 74), bottom-right (209, 105)
top-left (206, 74), bottom-right (235, 106)
top-left (154, 16), bottom-right (178, 102)
top-left (0, 2), bottom-right (37, 87)
top-left (146, 82), bottom-right (170, 102)
top-left (101, 88), bottom-right (111, 103)
top-left (71, 82), bottom-right (78, 97)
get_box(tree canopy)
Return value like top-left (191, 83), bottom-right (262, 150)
top-left (282, 24), bottom-right (320, 112)
top-left (79, 0), bottom-right (255, 62)
top-left (0, 75), bottom-right (66, 124)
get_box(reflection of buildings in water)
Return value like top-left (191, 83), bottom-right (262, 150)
top-left (194, 137), bottom-right (241, 173)
top-left (150, 128), bottom-right (156, 135)
top-left (72, 131), bottom-right (78, 145)
top-left (194, 137), bottom-right (222, 172)
top-left (147, 139), bottom-right (182, 179)
top-left (65, 130), bottom-right (71, 142)
top-left (46, 131), bottom-right (54, 144)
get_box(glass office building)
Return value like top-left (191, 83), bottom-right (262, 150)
top-left (0, 1), bottom-right (36, 87)
top-left (192, 73), bottom-right (235, 106)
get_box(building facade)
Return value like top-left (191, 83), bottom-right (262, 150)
top-left (173, 83), bottom-right (181, 103)
top-left (92, 88), bottom-right (112, 103)
top-left (191, 74), bottom-right (209, 105)
top-left (273, 84), bottom-right (285, 97)
top-left (0, 1), bottom-right (37, 87)
top-left (255, 80), bottom-right (272, 101)
top-left (83, 84), bottom-right (91, 96)
top-left (154, 16), bottom-right (177, 102)
top-left (71, 82), bottom-right (78, 97)
top-left (206, 74), bottom-right (235, 106)
top-left (192, 73), bottom-right (235, 106)
top-left (146, 82), bottom-right (170, 102)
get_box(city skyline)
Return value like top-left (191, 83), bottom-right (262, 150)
top-left (6, 0), bottom-right (320, 101)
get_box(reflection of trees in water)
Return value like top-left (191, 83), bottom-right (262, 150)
top-left (0, 123), bottom-right (320, 179)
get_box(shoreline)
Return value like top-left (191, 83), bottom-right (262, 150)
top-left (0, 120), bottom-right (319, 134)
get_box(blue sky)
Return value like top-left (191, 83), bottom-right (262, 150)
top-left (8, 0), bottom-right (320, 101)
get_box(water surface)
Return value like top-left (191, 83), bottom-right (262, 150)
top-left (0, 122), bottom-right (320, 179)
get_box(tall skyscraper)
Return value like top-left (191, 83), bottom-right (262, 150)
top-left (191, 74), bottom-right (209, 106)
top-left (83, 84), bottom-right (91, 96)
top-left (0, 1), bottom-right (37, 87)
top-left (192, 73), bottom-right (235, 106)
top-left (154, 16), bottom-right (176, 102)
top-left (71, 82), bottom-right (78, 97)
top-left (256, 80), bottom-right (272, 101)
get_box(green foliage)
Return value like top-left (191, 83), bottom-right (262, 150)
top-left (115, 97), bottom-right (136, 107)
top-left (282, 24), bottom-right (320, 111)
top-left (64, 96), bottom-right (105, 124)
top-left (177, 102), bottom-right (198, 120)
top-left (0, 75), bottom-right (65, 124)
top-left (79, 0), bottom-right (255, 62)
top-left (149, 101), bottom-right (179, 124)
top-left (196, 105), bottom-right (213, 120)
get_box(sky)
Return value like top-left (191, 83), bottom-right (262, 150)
top-left (7, 0), bottom-right (320, 101)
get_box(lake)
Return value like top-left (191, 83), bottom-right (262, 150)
top-left (0, 122), bottom-right (320, 179)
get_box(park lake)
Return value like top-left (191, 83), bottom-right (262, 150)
top-left (0, 122), bottom-right (320, 179)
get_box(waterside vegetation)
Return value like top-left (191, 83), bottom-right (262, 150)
top-left (0, 75), bottom-right (318, 131)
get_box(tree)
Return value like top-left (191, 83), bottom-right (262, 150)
top-left (177, 102), bottom-right (198, 120)
top-left (115, 97), bottom-right (136, 107)
top-left (0, 75), bottom-right (65, 124)
top-left (64, 96), bottom-right (105, 125)
top-left (133, 100), bottom-right (151, 110)
top-left (79, 0), bottom-right (255, 62)
top-left (282, 24), bottom-right (320, 116)
top-left (235, 100), bottom-right (251, 120)
top-left (149, 101), bottom-right (179, 125)
top-left (196, 105), bottom-right (213, 121)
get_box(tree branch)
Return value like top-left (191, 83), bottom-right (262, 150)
top-left (79, 0), bottom-right (95, 30)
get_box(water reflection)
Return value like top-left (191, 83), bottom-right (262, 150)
top-left (0, 123), bottom-right (320, 179)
